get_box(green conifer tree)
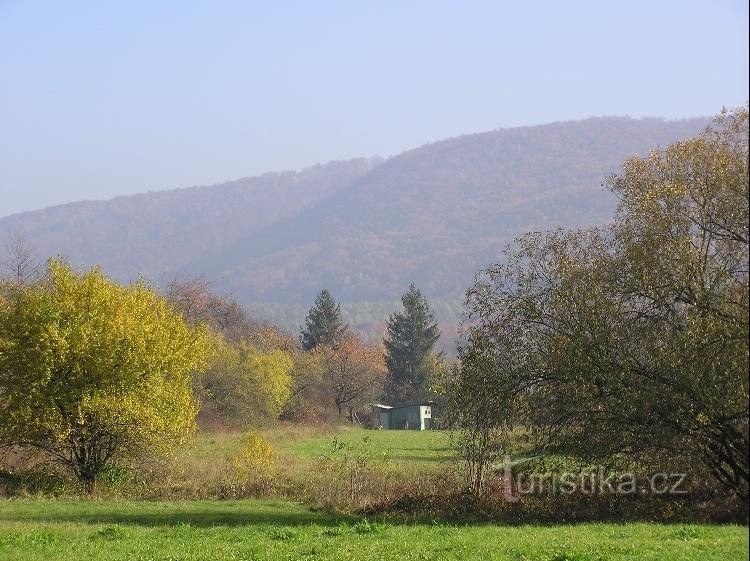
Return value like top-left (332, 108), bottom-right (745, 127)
top-left (300, 289), bottom-right (348, 351)
top-left (383, 284), bottom-right (441, 404)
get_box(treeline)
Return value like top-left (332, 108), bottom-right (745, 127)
top-left (246, 298), bottom-right (463, 348)
top-left (0, 250), bottom-right (444, 488)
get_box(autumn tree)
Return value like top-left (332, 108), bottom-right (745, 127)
top-left (383, 284), bottom-right (440, 404)
top-left (198, 335), bottom-right (294, 427)
top-left (0, 260), bottom-right (210, 489)
top-left (167, 277), bottom-right (250, 340)
top-left (321, 333), bottom-right (386, 421)
top-left (281, 349), bottom-right (327, 422)
top-left (221, 314), bottom-right (329, 424)
top-left (300, 289), bottom-right (348, 351)
top-left (457, 107), bottom-right (749, 497)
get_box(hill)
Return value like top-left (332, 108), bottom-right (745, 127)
top-left (0, 116), bottom-right (708, 332)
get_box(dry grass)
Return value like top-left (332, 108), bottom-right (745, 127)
top-left (3, 424), bottom-right (747, 524)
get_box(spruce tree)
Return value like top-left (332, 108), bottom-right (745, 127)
top-left (383, 284), bottom-right (441, 404)
top-left (300, 289), bottom-right (348, 351)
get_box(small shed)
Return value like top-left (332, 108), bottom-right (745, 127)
top-left (371, 401), bottom-right (434, 430)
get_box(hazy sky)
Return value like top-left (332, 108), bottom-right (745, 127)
top-left (1, 0), bottom-right (747, 217)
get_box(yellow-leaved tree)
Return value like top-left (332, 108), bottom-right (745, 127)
top-left (0, 260), bottom-right (210, 489)
top-left (198, 336), bottom-right (294, 426)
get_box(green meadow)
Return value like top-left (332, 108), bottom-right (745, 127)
top-left (0, 499), bottom-right (747, 561)
top-left (282, 426), bottom-right (454, 467)
top-left (2, 428), bottom-right (747, 560)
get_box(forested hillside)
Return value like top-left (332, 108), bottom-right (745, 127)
top-left (0, 116), bottom-right (708, 330)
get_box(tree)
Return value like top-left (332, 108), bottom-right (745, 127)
top-left (0, 260), bottom-right (210, 489)
top-left (457, 107), bottom-right (749, 498)
top-left (281, 348), bottom-right (327, 422)
top-left (445, 318), bottom-right (534, 494)
top-left (1, 233), bottom-right (40, 286)
top-left (300, 289), bottom-right (348, 351)
top-left (198, 336), bottom-right (294, 427)
top-left (321, 333), bottom-right (386, 421)
top-left (167, 277), bottom-right (250, 340)
top-left (383, 284), bottom-right (440, 404)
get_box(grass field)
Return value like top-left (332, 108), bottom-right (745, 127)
top-left (0, 499), bottom-right (747, 561)
top-left (149, 426), bottom-right (456, 499)
top-left (175, 425), bottom-right (455, 466)
top-left (281, 427), bottom-right (454, 467)
top-left (2, 427), bottom-right (747, 559)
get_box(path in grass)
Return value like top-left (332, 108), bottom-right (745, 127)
top-left (0, 499), bottom-right (746, 561)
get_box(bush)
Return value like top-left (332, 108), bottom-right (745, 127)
top-left (231, 430), bottom-right (278, 495)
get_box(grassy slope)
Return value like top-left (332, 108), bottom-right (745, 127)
top-left (0, 500), bottom-right (747, 561)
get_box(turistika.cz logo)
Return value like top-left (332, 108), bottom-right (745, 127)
top-left (493, 455), bottom-right (688, 502)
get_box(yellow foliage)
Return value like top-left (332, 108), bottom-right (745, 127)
top-left (0, 260), bottom-right (210, 481)
top-left (232, 430), bottom-right (278, 483)
top-left (200, 336), bottom-right (294, 425)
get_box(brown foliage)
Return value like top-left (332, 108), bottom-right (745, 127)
top-left (320, 334), bottom-right (387, 421)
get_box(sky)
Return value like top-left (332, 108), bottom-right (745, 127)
top-left (0, 0), bottom-right (747, 218)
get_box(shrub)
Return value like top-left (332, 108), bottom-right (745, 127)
top-left (231, 430), bottom-right (278, 494)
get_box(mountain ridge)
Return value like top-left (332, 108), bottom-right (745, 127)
top-left (1, 115), bottom-right (710, 329)
top-left (0, 115), bottom-right (704, 221)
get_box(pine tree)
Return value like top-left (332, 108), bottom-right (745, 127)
top-left (383, 284), bottom-right (441, 404)
top-left (300, 289), bottom-right (348, 351)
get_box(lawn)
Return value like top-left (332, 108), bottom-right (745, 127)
top-left (0, 499), bottom-right (746, 561)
